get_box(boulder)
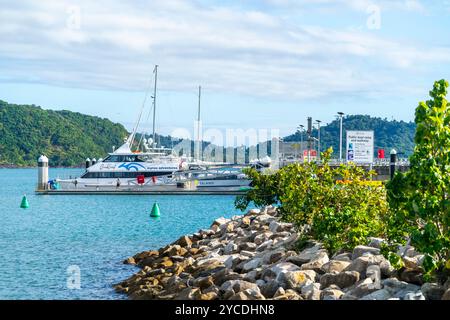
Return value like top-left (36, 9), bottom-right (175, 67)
top-left (273, 287), bottom-right (285, 298)
top-left (262, 249), bottom-right (285, 265)
top-left (366, 265), bottom-right (381, 283)
top-left (212, 217), bottom-right (230, 227)
top-left (382, 278), bottom-right (421, 297)
top-left (287, 244), bottom-right (326, 266)
top-left (175, 287), bottom-right (202, 300)
top-left (283, 270), bottom-right (314, 290)
top-left (367, 237), bottom-right (386, 249)
top-left (176, 235), bottom-right (193, 248)
top-left (124, 257), bottom-right (136, 265)
top-left (300, 251), bottom-right (329, 272)
top-left (247, 208), bottom-right (261, 215)
top-left (193, 276), bottom-right (214, 290)
top-left (242, 258), bottom-right (262, 272)
top-left (256, 240), bottom-right (274, 252)
top-left (301, 282), bottom-right (321, 300)
top-left (403, 255), bottom-right (423, 270)
top-left (345, 278), bottom-right (381, 298)
top-left (321, 288), bottom-right (344, 300)
top-left (442, 289), bottom-right (450, 300)
top-left (399, 269), bottom-right (423, 285)
top-left (352, 246), bottom-right (381, 260)
top-left (403, 291), bottom-right (425, 300)
top-left (332, 252), bottom-right (352, 262)
top-left (243, 270), bottom-right (259, 282)
top-left (223, 242), bottom-right (238, 255)
top-left (254, 232), bottom-right (272, 245)
top-left (320, 271), bottom-right (360, 289)
top-left (421, 283), bottom-right (445, 300)
top-left (261, 279), bottom-right (282, 298)
top-left (344, 256), bottom-right (370, 276)
top-left (220, 280), bottom-right (259, 293)
top-left (200, 292), bottom-right (218, 300)
top-left (321, 260), bottom-right (351, 274)
top-left (359, 289), bottom-right (391, 300)
top-left (270, 262), bottom-right (301, 281)
top-left (379, 260), bottom-right (396, 278)
top-left (239, 242), bottom-right (257, 251)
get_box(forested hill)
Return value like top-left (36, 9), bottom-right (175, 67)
top-left (283, 115), bottom-right (416, 157)
top-left (0, 100), bottom-right (129, 166)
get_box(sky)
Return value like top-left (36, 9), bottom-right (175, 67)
top-left (1, 0), bottom-right (450, 145)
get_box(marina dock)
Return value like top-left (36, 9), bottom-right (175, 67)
top-left (35, 187), bottom-right (249, 196)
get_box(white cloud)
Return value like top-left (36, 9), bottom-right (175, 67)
top-left (0, 0), bottom-right (448, 101)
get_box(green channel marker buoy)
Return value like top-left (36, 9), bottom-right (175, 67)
top-left (150, 202), bottom-right (160, 218)
top-left (20, 195), bottom-right (29, 209)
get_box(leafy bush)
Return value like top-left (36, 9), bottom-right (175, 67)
top-left (236, 148), bottom-right (388, 254)
top-left (385, 79), bottom-right (450, 280)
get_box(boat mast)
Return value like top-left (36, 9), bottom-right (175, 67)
top-left (196, 85), bottom-right (201, 161)
top-left (152, 65), bottom-right (158, 149)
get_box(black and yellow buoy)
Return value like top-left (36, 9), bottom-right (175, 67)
top-left (20, 195), bottom-right (29, 209)
top-left (150, 202), bottom-right (160, 218)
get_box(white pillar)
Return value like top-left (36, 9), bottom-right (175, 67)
top-left (38, 155), bottom-right (49, 190)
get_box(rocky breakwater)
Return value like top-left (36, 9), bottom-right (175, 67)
top-left (114, 206), bottom-right (450, 300)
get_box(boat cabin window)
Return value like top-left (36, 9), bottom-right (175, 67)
top-left (81, 171), bottom-right (171, 178)
top-left (103, 155), bottom-right (146, 162)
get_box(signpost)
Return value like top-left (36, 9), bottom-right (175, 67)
top-left (346, 131), bottom-right (374, 164)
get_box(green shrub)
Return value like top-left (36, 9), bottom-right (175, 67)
top-left (236, 148), bottom-right (388, 254)
top-left (385, 79), bottom-right (450, 280)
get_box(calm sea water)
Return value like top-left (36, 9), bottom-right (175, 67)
top-left (0, 168), bottom-right (246, 300)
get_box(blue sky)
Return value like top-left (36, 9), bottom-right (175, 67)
top-left (1, 0), bottom-right (450, 143)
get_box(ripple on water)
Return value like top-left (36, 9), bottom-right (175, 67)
top-left (0, 168), bottom-right (246, 299)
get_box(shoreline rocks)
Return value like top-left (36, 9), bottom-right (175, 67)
top-left (114, 206), bottom-right (448, 300)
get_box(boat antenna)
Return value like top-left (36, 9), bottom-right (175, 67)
top-left (130, 72), bottom-right (154, 148)
top-left (152, 65), bottom-right (158, 149)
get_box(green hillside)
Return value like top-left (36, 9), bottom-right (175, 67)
top-left (283, 115), bottom-right (416, 157)
top-left (0, 100), bottom-right (417, 166)
top-left (0, 100), bottom-right (129, 166)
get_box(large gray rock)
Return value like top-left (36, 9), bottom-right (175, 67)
top-left (321, 260), bottom-right (351, 274)
top-left (404, 291), bottom-right (426, 300)
top-left (403, 255), bottom-right (423, 270)
top-left (301, 282), bottom-right (321, 300)
top-left (261, 279), bottom-right (282, 298)
top-left (360, 289), bottom-right (391, 300)
top-left (229, 288), bottom-right (265, 300)
top-left (366, 265), bottom-right (381, 283)
top-left (270, 262), bottom-right (301, 280)
top-left (223, 242), bottom-right (238, 255)
top-left (352, 246), bottom-right (381, 260)
top-left (345, 278), bottom-right (381, 298)
top-left (382, 278), bottom-right (420, 298)
top-left (242, 258), bottom-right (262, 272)
top-left (321, 287), bottom-right (344, 300)
top-left (300, 251), bottom-right (329, 272)
top-left (212, 217), bottom-right (230, 227)
top-left (344, 256), bottom-right (371, 276)
top-left (262, 249), bottom-right (285, 265)
top-left (239, 242), bottom-right (257, 251)
top-left (367, 237), bottom-right (386, 249)
top-left (442, 289), bottom-right (450, 300)
top-left (283, 270), bottom-right (316, 290)
top-left (421, 283), bottom-right (445, 300)
top-left (254, 232), bottom-right (272, 245)
top-left (332, 252), bottom-right (352, 262)
top-left (220, 280), bottom-right (259, 293)
top-left (320, 271), bottom-right (360, 289)
top-left (286, 244), bottom-right (326, 266)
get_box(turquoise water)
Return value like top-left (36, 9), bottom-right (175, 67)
top-left (0, 168), bottom-right (245, 300)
